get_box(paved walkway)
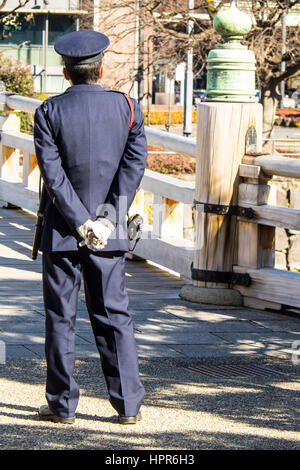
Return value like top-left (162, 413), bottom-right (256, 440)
top-left (0, 206), bottom-right (299, 361)
top-left (0, 207), bottom-right (299, 450)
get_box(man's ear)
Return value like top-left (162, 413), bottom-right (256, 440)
top-left (63, 66), bottom-right (70, 82)
top-left (99, 65), bottom-right (103, 80)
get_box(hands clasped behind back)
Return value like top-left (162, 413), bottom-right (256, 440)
top-left (77, 218), bottom-right (115, 251)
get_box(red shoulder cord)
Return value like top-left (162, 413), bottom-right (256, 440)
top-left (123, 93), bottom-right (134, 131)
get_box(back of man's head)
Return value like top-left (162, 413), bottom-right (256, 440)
top-left (64, 58), bottom-right (102, 85)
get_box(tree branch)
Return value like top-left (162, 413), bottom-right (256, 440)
top-left (273, 60), bottom-right (300, 85)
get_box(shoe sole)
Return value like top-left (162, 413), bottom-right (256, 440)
top-left (38, 413), bottom-right (75, 424)
top-left (118, 412), bottom-right (142, 425)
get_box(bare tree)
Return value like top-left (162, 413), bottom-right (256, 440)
top-left (81, 0), bottom-right (300, 143)
top-left (245, 2), bottom-right (300, 147)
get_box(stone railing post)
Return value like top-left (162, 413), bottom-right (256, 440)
top-left (180, 1), bottom-right (262, 305)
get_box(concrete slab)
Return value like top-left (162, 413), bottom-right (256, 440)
top-left (250, 320), bottom-right (300, 332)
top-left (137, 344), bottom-right (185, 357)
top-left (0, 312), bottom-right (44, 322)
top-left (126, 289), bottom-right (181, 299)
top-left (25, 343), bottom-right (185, 360)
top-left (0, 298), bottom-right (44, 309)
top-left (131, 310), bottom-right (184, 321)
top-left (20, 344), bottom-right (45, 358)
top-left (71, 325), bottom-right (226, 346)
top-left (169, 343), bottom-right (294, 358)
top-left (75, 310), bottom-right (181, 325)
top-left (163, 307), bottom-right (239, 322)
top-left (163, 305), bottom-right (297, 322)
top-left (25, 343), bottom-right (107, 360)
top-left (0, 323), bottom-right (46, 334)
top-left (0, 332), bottom-right (90, 345)
top-left (211, 332), bottom-right (300, 350)
top-left (134, 329), bottom-right (225, 345)
top-left (128, 298), bottom-right (243, 311)
top-left (4, 345), bottom-right (40, 359)
top-left (205, 321), bottom-right (266, 333)
top-left (134, 318), bottom-right (264, 333)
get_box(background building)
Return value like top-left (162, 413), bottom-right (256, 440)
top-left (0, 0), bottom-right (87, 94)
top-left (0, 1), bottom-right (299, 103)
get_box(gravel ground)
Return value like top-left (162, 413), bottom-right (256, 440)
top-left (0, 356), bottom-right (299, 450)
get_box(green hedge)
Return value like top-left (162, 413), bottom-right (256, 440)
top-left (146, 154), bottom-right (196, 175)
top-left (0, 54), bottom-right (37, 134)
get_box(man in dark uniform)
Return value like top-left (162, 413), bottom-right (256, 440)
top-left (34, 30), bottom-right (147, 425)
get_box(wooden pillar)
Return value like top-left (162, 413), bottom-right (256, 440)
top-left (0, 114), bottom-right (21, 180)
top-left (129, 188), bottom-right (145, 219)
top-left (126, 188), bottom-right (145, 261)
top-left (153, 195), bottom-right (183, 239)
top-left (236, 163), bottom-right (281, 310)
top-left (238, 163), bottom-right (275, 270)
top-left (180, 102), bottom-right (263, 305)
top-left (23, 152), bottom-right (40, 191)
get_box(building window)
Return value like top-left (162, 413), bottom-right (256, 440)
top-left (0, 14), bottom-right (76, 47)
top-left (48, 15), bottom-right (76, 45)
top-left (0, 14), bottom-right (44, 46)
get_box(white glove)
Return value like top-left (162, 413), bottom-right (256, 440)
top-left (77, 219), bottom-right (93, 240)
top-left (77, 218), bottom-right (114, 251)
top-left (92, 219), bottom-right (114, 243)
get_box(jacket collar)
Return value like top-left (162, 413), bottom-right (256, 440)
top-left (64, 84), bottom-right (105, 93)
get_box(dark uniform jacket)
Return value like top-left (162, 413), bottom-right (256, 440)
top-left (34, 84), bottom-right (148, 252)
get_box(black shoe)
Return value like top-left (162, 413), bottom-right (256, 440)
top-left (118, 411), bottom-right (142, 425)
top-left (38, 405), bottom-right (75, 424)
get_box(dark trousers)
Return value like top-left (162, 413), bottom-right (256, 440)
top-left (42, 249), bottom-right (145, 418)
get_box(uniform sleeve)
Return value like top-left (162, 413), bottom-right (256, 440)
top-left (34, 105), bottom-right (90, 231)
top-left (97, 99), bottom-right (148, 225)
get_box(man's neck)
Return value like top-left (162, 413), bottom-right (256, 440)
top-left (70, 81), bottom-right (102, 86)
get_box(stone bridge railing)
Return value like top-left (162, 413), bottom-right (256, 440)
top-left (0, 93), bottom-right (300, 311)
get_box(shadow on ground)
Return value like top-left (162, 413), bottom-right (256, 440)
top-left (0, 357), bottom-right (299, 450)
